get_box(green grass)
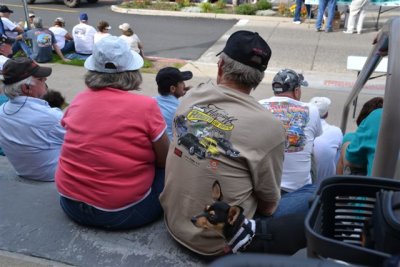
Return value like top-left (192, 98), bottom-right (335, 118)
top-left (52, 54), bottom-right (154, 70)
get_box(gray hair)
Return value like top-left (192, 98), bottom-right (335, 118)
top-left (33, 17), bottom-right (43, 28)
top-left (219, 52), bottom-right (264, 89)
top-left (3, 77), bottom-right (32, 99)
top-left (84, 70), bottom-right (142, 91)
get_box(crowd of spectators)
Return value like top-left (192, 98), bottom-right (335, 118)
top-left (0, 3), bottom-right (388, 261)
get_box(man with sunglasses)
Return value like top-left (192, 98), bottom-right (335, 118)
top-left (0, 57), bottom-right (65, 181)
top-left (259, 69), bottom-right (322, 193)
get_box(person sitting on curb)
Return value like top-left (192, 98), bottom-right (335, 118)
top-left (49, 17), bottom-right (75, 54)
top-left (118, 22), bottom-right (144, 57)
top-left (309, 96), bottom-right (343, 183)
top-left (155, 67), bottom-right (193, 140)
top-left (17, 17), bottom-right (70, 63)
top-left (160, 31), bottom-right (311, 257)
top-left (0, 57), bottom-right (65, 181)
top-left (259, 69), bottom-right (322, 193)
top-left (336, 97), bottom-right (383, 175)
top-left (56, 36), bottom-right (169, 230)
top-left (72, 13), bottom-right (96, 57)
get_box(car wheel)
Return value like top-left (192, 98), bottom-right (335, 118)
top-left (226, 149), bottom-right (231, 156)
top-left (28, 0), bottom-right (36, 3)
top-left (87, 0), bottom-right (98, 3)
top-left (177, 138), bottom-right (182, 145)
top-left (189, 147), bottom-right (195, 155)
top-left (64, 0), bottom-right (81, 7)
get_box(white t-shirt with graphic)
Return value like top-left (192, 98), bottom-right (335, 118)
top-left (72, 23), bottom-right (96, 54)
top-left (259, 96), bottom-right (322, 192)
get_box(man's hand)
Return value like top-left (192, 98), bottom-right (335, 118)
top-left (62, 58), bottom-right (71, 63)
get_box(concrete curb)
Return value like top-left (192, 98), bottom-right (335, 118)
top-left (111, 4), bottom-right (300, 22)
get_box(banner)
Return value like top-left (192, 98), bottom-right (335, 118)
top-left (305, 0), bottom-right (400, 6)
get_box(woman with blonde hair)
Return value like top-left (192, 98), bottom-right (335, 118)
top-left (118, 23), bottom-right (144, 57)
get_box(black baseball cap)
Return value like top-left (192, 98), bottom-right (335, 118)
top-left (272, 69), bottom-right (308, 93)
top-left (0, 5), bottom-right (13, 13)
top-left (216, 30), bottom-right (271, 72)
top-left (156, 67), bottom-right (193, 89)
top-left (2, 57), bottom-right (52, 85)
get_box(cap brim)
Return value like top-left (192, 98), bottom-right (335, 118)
top-left (181, 71), bottom-right (193, 81)
top-left (33, 66), bottom-right (52, 78)
top-left (300, 80), bottom-right (308, 87)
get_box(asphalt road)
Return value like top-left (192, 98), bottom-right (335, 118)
top-left (2, 0), bottom-right (237, 59)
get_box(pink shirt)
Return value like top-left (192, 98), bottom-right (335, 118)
top-left (56, 87), bottom-right (166, 210)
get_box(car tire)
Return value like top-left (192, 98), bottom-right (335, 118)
top-left (87, 0), bottom-right (98, 3)
top-left (226, 149), bottom-right (231, 156)
top-left (189, 147), bottom-right (195, 155)
top-left (177, 138), bottom-right (182, 145)
top-left (28, 0), bottom-right (36, 3)
top-left (64, 0), bottom-right (81, 7)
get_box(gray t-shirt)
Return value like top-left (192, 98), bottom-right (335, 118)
top-left (23, 28), bottom-right (56, 63)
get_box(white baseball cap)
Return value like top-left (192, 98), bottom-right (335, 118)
top-left (84, 36), bottom-right (143, 73)
top-left (309, 97), bottom-right (332, 118)
top-left (119, 23), bottom-right (130, 32)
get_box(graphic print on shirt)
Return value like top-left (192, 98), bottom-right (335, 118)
top-left (36, 33), bottom-right (52, 48)
top-left (173, 104), bottom-right (240, 160)
top-left (267, 102), bottom-right (309, 152)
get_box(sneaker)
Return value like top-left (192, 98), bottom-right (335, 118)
top-left (293, 20), bottom-right (301, 24)
top-left (315, 28), bottom-right (322, 32)
top-left (343, 30), bottom-right (355, 34)
top-left (325, 28), bottom-right (333, 33)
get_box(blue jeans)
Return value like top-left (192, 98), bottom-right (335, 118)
top-left (61, 40), bottom-right (75, 54)
top-left (59, 168), bottom-right (165, 230)
top-left (294, 0), bottom-right (312, 21)
top-left (12, 40), bottom-right (32, 58)
top-left (272, 183), bottom-right (316, 218)
top-left (315, 0), bottom-right (337, 30)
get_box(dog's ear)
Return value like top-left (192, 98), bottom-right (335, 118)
top-left (227, 206), bottom-right (244, 225)
top-left (212, 181), bottom-right (223, 201)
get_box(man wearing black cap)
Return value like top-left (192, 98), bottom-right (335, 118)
top-left (155, 67), bottom-right (193, 140)
top-left (259, 69), bottom-right (322, 193)
top-left (160, 31), bottom-right (311, 256)
top-left (0, 58), bottom-right (65, 182)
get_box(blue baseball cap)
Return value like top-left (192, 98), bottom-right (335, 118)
top-left (80, 12), bottom-right (88, 21)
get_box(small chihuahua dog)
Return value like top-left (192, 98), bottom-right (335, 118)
top-left (191, 181), bottom-right (306, 255)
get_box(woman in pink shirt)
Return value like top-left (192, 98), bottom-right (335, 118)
top-left (55, 36), bottom-right (169, 230)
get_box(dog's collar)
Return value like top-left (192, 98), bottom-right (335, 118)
top-left (227, 218), bottom-right (256, 253)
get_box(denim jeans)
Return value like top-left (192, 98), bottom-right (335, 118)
top-left (59, 168), bottom-right (165, 230)
top-left (272, 183), bottom-right (316, 218)
top-left (61, 40), bottom-right (75, 54)
top-left (315, 0), bottom-right (337, 30)
top-left (294, 0), bottom-right (312, 22)
top-left (12, 40), bottom-right (32, 58)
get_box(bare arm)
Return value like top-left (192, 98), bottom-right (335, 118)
top-left (53, 44), bottom-right (70, 62)
top-left (65, 32), bottom-right (73, 41)
top-left (337, 141), bottom-right (364, 174)
top-left (152, 132), bottom-right (170, 168)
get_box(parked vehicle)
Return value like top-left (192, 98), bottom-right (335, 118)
top-left (215, 137), bottom-right (240, 157)
top-left (199, 137), bottom-right (219, 157)
top-left (27, 0), bottom-right (98, 8)
top-left (177, 133), bottom-right (206, 159)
